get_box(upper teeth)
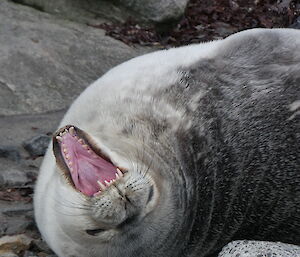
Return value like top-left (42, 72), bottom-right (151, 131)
top-left (56, 136), bottom-right (63, 142)
top-left (69, 126), bottom-right (75, 136)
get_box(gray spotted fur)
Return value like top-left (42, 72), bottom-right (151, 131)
top-left (138, 30), bottom-right (300, 256)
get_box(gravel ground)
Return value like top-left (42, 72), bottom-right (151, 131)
top-left (94, 0), bottom-right (300, 47)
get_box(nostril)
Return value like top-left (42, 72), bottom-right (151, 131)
top-left (86, 228), bottom-right (105, 236)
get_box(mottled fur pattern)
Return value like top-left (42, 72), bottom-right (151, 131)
top-left (34, 29), bottom-right (300, 257)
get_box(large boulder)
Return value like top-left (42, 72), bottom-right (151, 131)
top-left (11, 0), bottom-right (188, 25)
top-left (0, 0), bottom-right (146, 116)
top-left (116, 0), bottom-right (189, 24)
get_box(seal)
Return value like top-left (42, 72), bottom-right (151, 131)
top-left (34, 28), bottom-right (300, 257)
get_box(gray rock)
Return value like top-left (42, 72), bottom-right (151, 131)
top-left (0, 200), bottom-right (34, 237)
top-left (0, 111), bottom-right (62, 174)
top-left (218, 240), bottom-right (300, 257)
top-left (289, 16), bottom-right (300, 29)
top-left (0, 146), bottom-right (21, 162)
top-left (12, 0), bottom-right (188, 25)
top-left (12, 0), bottom-right (128, 24)
top-left (23, 135), bottom-right (51, 157)
top-left (0, 253), bottom-right (18, 257)
top-left (0, 110), bottom-right (63, 149)
top-left (32, 239), bottom-right (53, 253)
top-left (117, 0), bottom-right (189, 23)
top-left (0, 234), bottom-right (33, 255)
top-left (214, 22), bottom-right (237, 38)
top-left (0, 167), bottom-right (29, 189)
top-left (0, 0), bottom-right (148, 116)
top-left (0, 159), bottom-right (37, 189)
top-left (23, 251), bottom-right (38, 257)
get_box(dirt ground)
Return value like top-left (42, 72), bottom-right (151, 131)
top-left (96, 0), bottom-right (300, 47)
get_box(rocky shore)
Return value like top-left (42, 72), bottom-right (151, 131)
top-left (0, 0), bottom-right (299, 256)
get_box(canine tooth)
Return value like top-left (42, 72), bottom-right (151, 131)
top-left (105, 180), bottom-right (110, 186)
top-left (69, 126), bottom-right (75, 135)
top-left (97, 181), bottom-right (106, 191)
top-left (117, 168), bottom-right (123, 177)
top-left (59, 132), bottom-right (63, 137)
top-left (56, 136), bottom-right (63, 142)
top-left (115, 173), bottom-right (119, 179)
top-left (93, 191), bottom-right (101, 197)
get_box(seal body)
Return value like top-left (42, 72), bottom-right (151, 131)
top-left (34, 29), bottom-right (300, 257)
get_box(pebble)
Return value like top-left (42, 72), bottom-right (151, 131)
top-left (213, 22), bottom-right (237, 38)
top-left (23, 135), bottom-right (51, 157)
top-left (0, 146), bottom-right (21, 162)
top-left (0, 167), bottom-right (30, 189)
top-left (32, 239), bottom-right (53, 253)
top-left (289, 16), bottom-right (300, 29)
top-left (23, 251), bottom-right (38, 257)
top-left (0, 234), bottom-right (33, 255)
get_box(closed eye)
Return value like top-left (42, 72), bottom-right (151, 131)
top-left (147, 185), bottom-right (154, 204)
top-left (86, 228), bottom-right (105, 236)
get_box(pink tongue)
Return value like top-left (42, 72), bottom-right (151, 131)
top-left (60, 133), bottom-right (117, 196)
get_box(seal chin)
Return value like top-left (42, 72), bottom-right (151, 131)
top-left (52, 125), bottom-right (158, 228)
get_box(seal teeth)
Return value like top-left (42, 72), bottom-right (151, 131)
top-left (105, 180), bottom-right (110, 186)
top-left (115, 173), bottom-right (119, 179)
top-left (117, 168), bottom-right (123, 177)
top-left (78, 139), bottom-right (84, 144)
top-left (97, 181), bottom-right (106, 191)
top-left (69, 126), bottom-right (75, 136)
top-left (56, 136), bottom-right (63, 142)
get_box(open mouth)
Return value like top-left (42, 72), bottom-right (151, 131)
top-left (53, 125), bottom-right (124, 197)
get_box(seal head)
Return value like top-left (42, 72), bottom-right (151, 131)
top-left (53, 125), bottom-right (157, 228)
